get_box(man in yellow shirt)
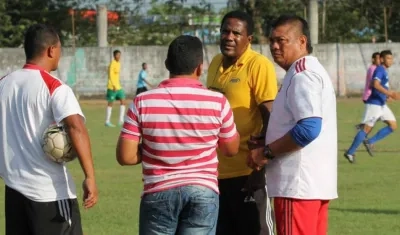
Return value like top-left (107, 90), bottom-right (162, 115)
top-left (207, 11), bottom-right (278, 235)
top-left (105, 50), bottom-right (126, 127)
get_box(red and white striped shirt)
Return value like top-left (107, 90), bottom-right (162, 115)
top-left (120, 78), bottom-right (237, 195)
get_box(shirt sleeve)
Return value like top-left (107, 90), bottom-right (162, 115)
top-left (109, 62), bottom-right (117, 87)
top-left (373, 67), bottom-right (385, 82)
top-left (287, 71), bottom-right (323, 122)
top-left (140, 71), bottom-right (147, 80)
top-left (51, 84), bottom-right (85, 124)
top-left (249, 57), bottom-right (278, 105)
top-left (290, 117), bottom-right (322, 147)
top-left (120, 100), bottom-right (141, 141)
top-left (218, 96), bottom-right (238, 142)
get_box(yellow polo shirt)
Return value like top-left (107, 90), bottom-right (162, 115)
top-left (207, 45), bottom-right (278, 179)
top-left (107, 60), bottom-right (121, 90)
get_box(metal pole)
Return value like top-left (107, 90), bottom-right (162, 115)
top-left (308, 0), bottom-right (319, 44)
top-left (71, 9), bottom-right (79, 100)
top-left (384, 7), bottom-right (388, 42)
top-left (97, 4), bottom-right (108, 47)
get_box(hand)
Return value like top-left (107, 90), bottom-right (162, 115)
top-left (388, 91), bottom-right (399, 100)
top-left (393, 92), bottom-right (400, 100)
top-left (82, 177), bottom-right (98, 209)
top-left (247, 147), bottom-right (268, 171)
top-left (247, 135), bottom-right (265, 150)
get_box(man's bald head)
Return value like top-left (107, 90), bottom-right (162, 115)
top-left (270, 15), bottom-right (313, 53)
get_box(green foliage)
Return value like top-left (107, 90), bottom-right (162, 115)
top-left (1, 0), bottom-right (400, 47)
top-left (106, 0), bottom-right (215, 46)
top-left (233, 0), bottom-right (400, 43)
top-left (0, 0), bottom-right (77, 47)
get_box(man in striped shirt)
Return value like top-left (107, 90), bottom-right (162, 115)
top-left (116, 35), bottom-right (240, 235)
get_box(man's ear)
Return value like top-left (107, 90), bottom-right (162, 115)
top-left (196, 63), bottom-right (203, 77)
top-left (299, 35), bottom-right (307, 50)
top-left (248, 35), bottom-right (253, 43)
top-left (164, 59), bottom-right (169, 70)
top-left (47, 46), bottom-right (55, 58)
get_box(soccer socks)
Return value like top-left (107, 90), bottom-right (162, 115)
top-left (106, 106), bottom-right (112, 123)
top-left (106, 105), bottom-right (125, 124)
top-left (368, 126), bottom-right (393, 145)
top-left (119, 105), bottom-right (126, 124)
top-left (347, 130), bottom-right (367, 155)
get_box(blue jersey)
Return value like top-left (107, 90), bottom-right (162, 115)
top-left (366, 65), bottom-right (389, 106)
top-left (137, 70), bottom-right (147, 88)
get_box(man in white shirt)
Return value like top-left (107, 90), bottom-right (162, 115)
top-left (249, 15), bottom-right (338, 235)
top-left (0, 24), bottom-right (98, 235)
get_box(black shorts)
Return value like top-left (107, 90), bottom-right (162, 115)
top-left (136, 87), bottom-right (148, 96)
top-left (216, 173), bottom-right (275, 235)
top-left (5, 185), bottom-right (83, 235)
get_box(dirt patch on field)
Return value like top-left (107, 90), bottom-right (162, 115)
top-left (78, 95), bottom-right (136, 105)
top-left (79, 99), bottom-right (108, 105)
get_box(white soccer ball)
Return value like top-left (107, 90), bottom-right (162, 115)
top-left (42, 125), bottom-right (77, 163)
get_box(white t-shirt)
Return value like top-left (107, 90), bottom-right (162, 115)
top-left (265, 56), bottom-right (338, 200)
top-left (0, 64), bottom-right (84, 202)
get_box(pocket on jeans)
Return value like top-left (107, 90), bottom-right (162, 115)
top-left (140, 198), bottom-right (173, 234)
top-left (140, 198), bottom-right (170, 219)
top-left (187, 191), bottom-right (219, 227)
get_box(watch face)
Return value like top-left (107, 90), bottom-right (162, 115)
top-left (264, 146), bottom-right (274, 159)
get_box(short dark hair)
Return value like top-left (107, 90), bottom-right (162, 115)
top-left (271, 14), bottom-right (313, 54)
top-left (142, 62), bottom-right (146, 67)
top-left (221, 10), bottom-right (254, 36)
top-left (166, 35), bottom-right (203, 75)
top-left (113, 50), bottom-right (121, 57)
top-left (24, 24), bottom-right (59, 60)
top-left (380, 50), bottom-right (392, 58)
top-left (372, 52), bottom-right (380, 58)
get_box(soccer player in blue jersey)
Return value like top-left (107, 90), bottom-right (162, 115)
top-left (344, 50), bottom-right (398, 163)
top-left (135, 63), bottom-right (154, 96)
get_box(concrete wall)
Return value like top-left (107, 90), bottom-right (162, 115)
top-left (1, 43), bottom-right (399, 96)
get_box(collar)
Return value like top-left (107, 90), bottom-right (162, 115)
top-left (159, 78), bottom-right (203, 87)
top-left (23, 63), bottom-right (46, 71)
top-left (234, 43), bottom-right (252, 66)
top-left (218, 44), bottom-right (252, 72)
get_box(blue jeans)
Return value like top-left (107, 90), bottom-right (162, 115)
top-left (139, 185), bottom-right (219, 235)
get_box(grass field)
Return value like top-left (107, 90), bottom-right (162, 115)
top-left (0, 98), bottom-right (400, 234)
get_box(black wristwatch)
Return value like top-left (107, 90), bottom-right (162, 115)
top-left (263, 145), bottom-right (275, 160)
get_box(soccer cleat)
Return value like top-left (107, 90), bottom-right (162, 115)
top-left (363, 139), bottom-right (374, 157)
top-left (344, 153), bottom-right (355, 164)
top-left (105, 122), bottom-right (115, 127)
top-left (118, 121), bottom-right (124, 127)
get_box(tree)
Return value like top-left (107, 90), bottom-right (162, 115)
top-left (321, 0), bottom-right (400, 43)
top-left (0, 1), bottom-right (15, 47)
top-left (235, 0), bottom-right (305, 43)
top-left (109, 0), bottom-right (216, 46)
top-left (0, 0), bottom-right (80, 47)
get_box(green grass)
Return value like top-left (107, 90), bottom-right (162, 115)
top-left (1, 99), bottom-right (400, 234)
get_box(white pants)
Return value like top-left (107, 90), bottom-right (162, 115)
top-left (362, 104), bottom-right (396, 126)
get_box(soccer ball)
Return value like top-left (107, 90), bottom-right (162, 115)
top-left (42, 125), bottom-right (77, 163)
